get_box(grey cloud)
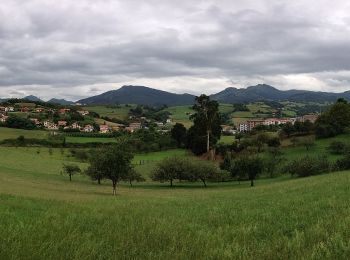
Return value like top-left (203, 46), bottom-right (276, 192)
top-left (0, 0), bottom-right (350, 99)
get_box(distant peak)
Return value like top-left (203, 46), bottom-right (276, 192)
top-left (248, 84), bottom-right (277, 90)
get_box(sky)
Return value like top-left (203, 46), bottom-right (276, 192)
top-left (1, 0), bottom-right (350, 101)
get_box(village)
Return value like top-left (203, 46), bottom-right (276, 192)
top-left (0, 101), bottom-right (319, 136)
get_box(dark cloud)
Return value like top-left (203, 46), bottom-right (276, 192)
top-left (0, 0), bottom-right (350, 100)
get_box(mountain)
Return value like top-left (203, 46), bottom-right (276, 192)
top-left (77, 84), bottom-right (350, 106)
top-left (78, 85), bottom-right (196, 106)
top-left (211, 84), bottom-right (350, 103)
top-left (47, 98), bottom-right (75, 105)
top-left (24, 95), bottom-right (43, 102)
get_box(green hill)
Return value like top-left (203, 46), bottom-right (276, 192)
top-left (0, 147), bottom-right (349, 259)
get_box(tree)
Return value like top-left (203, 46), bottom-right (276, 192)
top-left (281, 122), bottom-right (294, 137)
top-left (87, 145), bottom-right (134, 195)
top-left (235, 132), bottom-right (244, 143)
top-left (315, 99), bottom-right (350, 138)
top-left (151, 157), bottom-right (187, 187)
top-left (264, 148), bottom-right (283, 178)
top-left (188, 95), bottom-right (221, 155)
top-left (232, 156), bottom-right (264, 187)
top-left (299, 136), bottom-right (315, 151)
top-left (189, 160), bottom-right (221, 187)
top-left (85, 163), bottom-right (103, 184)
top-left (122, 169), bottom-right (145, 187)
top-left (171, 123), bottom-right (187, 147)
top-left (62, 164), bottom-right (81, 181)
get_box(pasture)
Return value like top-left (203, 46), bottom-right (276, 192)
top-left (0, 145), bottom-right (349, 259)
top-left (84, 105), bottom-right (135, 120)
top-left (0, 127), bottom-right (48, 140)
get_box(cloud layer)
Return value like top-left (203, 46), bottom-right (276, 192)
top-left (1, 0), bottom-right (350, 100)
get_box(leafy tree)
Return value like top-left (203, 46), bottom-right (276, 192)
top-left (315, 99), bottom-right (350, 138)
top-left (267, 137), bottom-right (281, 147)
top-left (232, 156), bottom-right (264, 187)
top-left (235, 132), bottom-right (244, 143)
top-left (171, 123), bottom-right (187, 147)
top-left (62, 164), bottom-right (81, 181)
top-left (5, 115), bottom-right (36, 130)
top-left (122, 169), bottom-right (145, 187)
top-left (189, 160), bottom-right (221, 187)
top-left (264, 148), bottom-right (283, 178)
top-left (188, 95), bottom-right (221, 155)
top-left (151, 157), bottom-right (188, 187)
top-left (87, 145), bottom-right (134, 195)
top-left (327, 141), bottom-right (350, 155)
top-left (299, 136), bottom-right (315, 151)
top-left (285, 155), bottom-right (331, 177)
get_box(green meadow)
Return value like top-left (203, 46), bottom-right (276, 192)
top-left (0, 127), bottom-right (48, 141)
top-left (0, 144), bottom-right (350, 258)
top-left (84, 105), bottom-right (135, 120)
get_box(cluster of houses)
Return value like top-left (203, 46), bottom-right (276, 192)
top-left (237, 114), bottom-right (318, 132)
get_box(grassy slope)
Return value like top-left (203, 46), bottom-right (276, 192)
top-left (0, 147), bottom-right (349, 258)
top-left (0, 127), bottom-right (48, 140)
top-left (84, 105), bottom-right (135, 120)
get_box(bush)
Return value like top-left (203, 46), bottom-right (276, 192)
top-left (335, 154), bottom-right (350, 171)
top-left (327, 141), bottom-right (350, 155)
top-left (285, 155), bottom-right (331, 177)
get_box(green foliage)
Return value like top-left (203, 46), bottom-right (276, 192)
top-left (87, 145), bottom-right (134, 195)
top-left (170, 123), bottom-right (187, 147)
top-left (335, 154), bottom-right (350, 171)
top-left (151, 157), bottom-right (222, 187)
top-left (122, 169), bottom-right (145, 186)
top-left (188, 95), bottom-right (222, 155)
top-left (5, 115), bottom-right (37, 130)
top-left (315, 99), bottom-right (350, 138)
top-left (62, 164), bottom-right (81, 181)
top-left (285, 155), bottom-right (331, 177)
top-left (327, 141), bottom-right (350, 155)
top-left (231, 156), bottom-right (264, 186)
top-left (232, 103), bottom-right (249, 112)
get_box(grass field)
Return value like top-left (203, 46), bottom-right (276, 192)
top-left (0, 127), bottom-right (48, 140)
top-left (84, 105), bottom-right (135, 120)
top-left (0, 145), bottom-right (349, 258)
top-left (65, 136), bottom-right (117, 144)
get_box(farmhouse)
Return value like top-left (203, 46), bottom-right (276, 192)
top-left (221, 125), bottom-right (236, 134)
top-left (125, 122), bottom-right (142, 133)
top-left (77, 110), bottom-right (89, 116)
top-left (297, 114), bottom-right (319, 123)
top-left (99, 125), bottom-right (110, 133)
top-left (71, 122), bottom-right (81, 130)
top-left (35, 107), bottom-right (45, 113)
top-left (58, 120), bottom-right (68, 127)
top-left (0, 115), bottom-right (9, 123)
top-left (83, 124), bottom-right (94, 132)
top-left (30, 118), bottom-right (41, 125)
top-left (59, 108), bottom-right (71, 114)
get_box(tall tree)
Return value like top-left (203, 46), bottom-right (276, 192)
top-left (171, 123), bottom-right (187, 147)
top-left (188, 95), bottom-right (221, 155)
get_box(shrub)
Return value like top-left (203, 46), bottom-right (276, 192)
top-left (327, 141), bottom-right (350, 155)
top-left (335, 154), bottom-right (350, 171)
top-left (285, 155), bottom-right (331, 177)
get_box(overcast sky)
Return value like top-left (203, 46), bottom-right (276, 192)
top-left (1, 0), bottom-right (350, 101)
